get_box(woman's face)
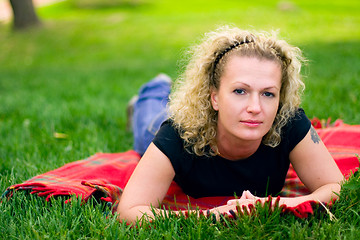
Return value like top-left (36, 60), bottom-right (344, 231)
top-left (211, 56), bottom-right (282, 144)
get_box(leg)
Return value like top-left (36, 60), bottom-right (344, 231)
top-left (132, 74), bottom-right (171, 155)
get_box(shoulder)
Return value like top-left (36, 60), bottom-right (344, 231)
top-left (152, 119), bottom-right (191, 172)
top-left (153, 119), bottom-right (182, 146)
top-left (281, 108), bottom-right (312, 151)
top-left (286, 108), bottom-right (310, 127)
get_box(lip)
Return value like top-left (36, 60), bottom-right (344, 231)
top-left (240, 120), bottom-right (263, 127)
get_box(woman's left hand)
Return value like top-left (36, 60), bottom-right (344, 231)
top-left (207, 190), bottom-right (262, 220)
top-left (227, 190), bottom-right (267, 206)
top-left (227, 190), bottom-right (312, 209)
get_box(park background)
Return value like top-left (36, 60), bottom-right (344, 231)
top-left (0, 0), bottom-right (359, 239)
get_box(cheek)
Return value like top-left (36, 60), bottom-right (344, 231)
top-left (270, 105), bottom-right (280, 122)
top-left (264, 99), bottom-right (280, 119)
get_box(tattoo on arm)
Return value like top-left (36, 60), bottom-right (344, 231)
top-left (310, 126), bottom-right (320, 144)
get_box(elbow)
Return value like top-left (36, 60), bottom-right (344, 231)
top-left (116, 203), bottom-right (148, 224)
top-left (330, 177), bottom-right (343, 195)
top-left (332, 182), bottom-right (342, 200)
top-left (308, 182), bottom-right (342, 203)
top-left (116, 203), bottom-right (134, 224)
top-left (116, 205), bottom-right (126, 222)
top-left (323, 182), bottom-right (342, 202)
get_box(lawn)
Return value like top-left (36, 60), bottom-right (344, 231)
top-left (0, 0), bottom-right (359, 239)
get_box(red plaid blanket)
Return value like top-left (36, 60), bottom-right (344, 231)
top-left (3, 119), bottom-right (360, 218)
top-left (281, 118), bottom-right (360, 197)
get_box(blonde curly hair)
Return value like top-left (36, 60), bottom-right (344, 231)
top-left (169, 26), bottom-right (305, 156)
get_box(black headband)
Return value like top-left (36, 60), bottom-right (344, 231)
top-left (213, 39), bottom-right (253, 73)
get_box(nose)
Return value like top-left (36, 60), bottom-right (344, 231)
top-left (246, 94), bottom-right (261, 114)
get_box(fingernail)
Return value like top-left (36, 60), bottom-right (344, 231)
top-left (229, 209), bottom-right (237, 219)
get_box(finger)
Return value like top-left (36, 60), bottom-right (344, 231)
top-left (227, 200), bottom-right (234, 205)
top-left (242, 205), bottom-right (250, 215)
top-left (228, 197), bottom-right (255, 206)
top-left (227, 190), bottom-right (249, 205)
top-left (227, 199), bottom-right (238, 205)
top-left (228, 209), bottom-right (237, 219)
top-left (244, 190), bottom-right (255, 199)
top-left (227, 196), bottom-right (243, 205)
top-left (208, 210), bottom-right (220, 223)
top-left (240, 190), bottom-right (247, 199)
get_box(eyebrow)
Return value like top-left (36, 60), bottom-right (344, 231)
top-left (235, 82), bottom-right (280, 91)
top-left (264, 86), bottom-right (280, 91)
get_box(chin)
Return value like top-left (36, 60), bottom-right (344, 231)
top-left (237, 130), bottom-right (267, 141)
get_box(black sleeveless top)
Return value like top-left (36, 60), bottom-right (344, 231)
top-left (153, 109), bottom-right (311, 198)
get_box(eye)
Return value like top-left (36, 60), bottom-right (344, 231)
top-left (263, 91), bottom-right (275, 98)
top-left (234, 89), bottom-right (246, 95)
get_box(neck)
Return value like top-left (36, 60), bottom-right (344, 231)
top-left (216, 136), bottom-right (261, 161)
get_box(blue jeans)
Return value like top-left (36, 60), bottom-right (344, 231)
top-left (133, 75), bottom-right (171, 155)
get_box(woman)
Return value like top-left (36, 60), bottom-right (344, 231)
top-left (117, 26), bottom-right (344, 223)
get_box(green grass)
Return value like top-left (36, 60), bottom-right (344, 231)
top-left (0, 0), bottom-right (359, 238)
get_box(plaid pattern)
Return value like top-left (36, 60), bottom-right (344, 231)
top-left (3, 151), bottom-right (140, 203)
top-left (3, 119), bottom-right (359, 218)
top-left (280, 118), bottom-right (360, 197)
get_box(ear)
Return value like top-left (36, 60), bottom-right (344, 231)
top-left (210, 88), bottom-right (219, 111)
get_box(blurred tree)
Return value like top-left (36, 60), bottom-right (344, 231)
top-left (9, 0), bottom-right (41, 30)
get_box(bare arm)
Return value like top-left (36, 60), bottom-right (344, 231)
top-left (285, 126), bottom-right (344, 204)
top-left (117, 143), bottom-right (176, 223)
